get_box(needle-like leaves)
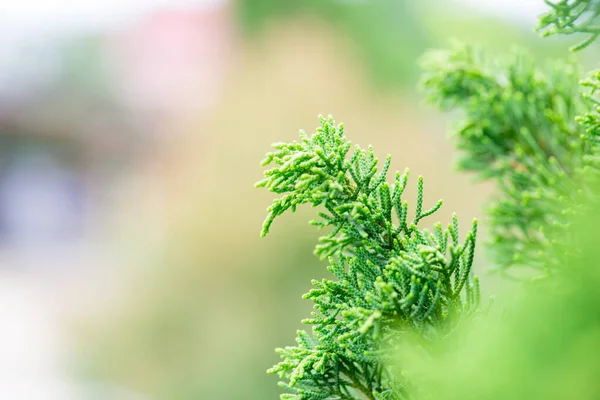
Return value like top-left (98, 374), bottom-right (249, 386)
top-left (258, 116), bottom-right (479, 399)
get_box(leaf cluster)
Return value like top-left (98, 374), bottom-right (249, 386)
top-left (257, 116), bottom-right (479, 399)
top-left (537, 0), bottom-right (600, 51)
top-left (257, 3), bottom-right (600, 400)
top-left (579, 70), bottom-right (600, 172)
top-left (396, 17), bottom-right (600, 396)
top-left (420, 42), bottom-right (600, 278)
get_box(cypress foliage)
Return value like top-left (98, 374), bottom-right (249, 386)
top-left (257, 116), bottom-right (479, 399)
top-left (419, 43), bottom-right (593, 278)
top-left (393, 4), bottom-right (600, 398)
top-left (419, 3), bottom-right (600, 280)
top-left (256, 1), bottom-right (600, 399)
top-left (537, 0), bottom-right (600, 51)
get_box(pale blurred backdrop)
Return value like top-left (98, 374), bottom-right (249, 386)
top-left (0, 0), bottom-right (581, 399)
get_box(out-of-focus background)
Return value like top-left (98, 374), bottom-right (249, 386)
top-left (0, 1), bottom-right (589, 398)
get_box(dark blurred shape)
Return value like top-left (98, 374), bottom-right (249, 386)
top-left (0, 144), bottom-right (81, 244)
top-left (0, 34), bottom-right (136, 263)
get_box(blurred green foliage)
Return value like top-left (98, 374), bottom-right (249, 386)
top-left (236, 0), bottom-right (430, 90)
top-left (537, 0), bottom-right (600, 51)
top-left (420, 42), bottom-right (589, 278)
top-left (392, 186), bottom-right (600, 400)
top-left (387, 2), bottom-right (600, 398)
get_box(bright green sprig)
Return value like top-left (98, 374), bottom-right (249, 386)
top-left (537, 0), bottom-right (600, 51)
top-left (577, 70), bottom-right (600, 196)
top-left (420, 43), bottom-right (595, 278)
top-left (258, 116), bottom-right (480, 400)
top-left (579, 70), bottom-right (600, 141)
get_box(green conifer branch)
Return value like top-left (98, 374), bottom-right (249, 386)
top-left (255, 4), bottom-right (600, 399)
top-left (419, 43), bottom-right (600, 278)
top-left (257, 116), bottom-right (480, 399)
top-left (537, 0), bottom-right (600, 51)
top-left (579, 70), bottom-right (600, 143)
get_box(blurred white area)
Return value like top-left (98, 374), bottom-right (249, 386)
top-left (0, 274), bottom-right (65, 395)
top-left (0, 0), bottom-right (227, 39)
top-left (0, 0), bottom-right (228, 100)
top-left (0, 270), bottom-right (149, 399)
